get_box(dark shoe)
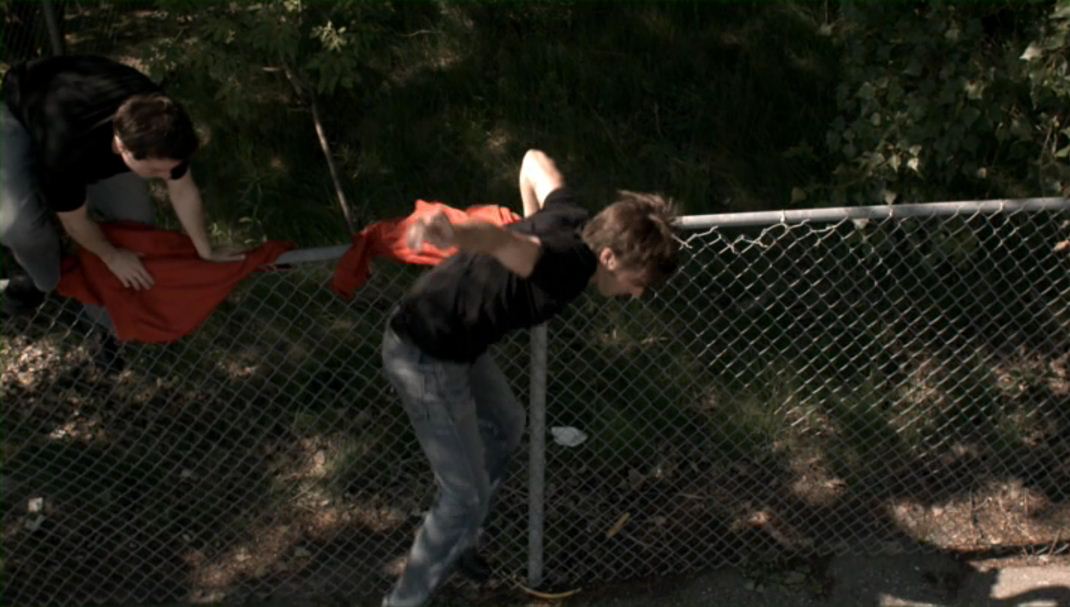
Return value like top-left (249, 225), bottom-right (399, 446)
top-left (94, 333), bottom-right (126, 374)
top-left (2, 274), bottom-right (45, 316)
top-left (456, 548), bottom-right (492, 583)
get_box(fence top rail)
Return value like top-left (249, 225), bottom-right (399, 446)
top-left (676, 197), bottom-right (1070, 231)
top-left (271, 197), bottom-right (1070, 265)
top-left (7, 196), bottom-right (1058, 289)
top-left (275, 244), bottom-right (351, 266)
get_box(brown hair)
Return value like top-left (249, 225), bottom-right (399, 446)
top-left (582, 190), bottom-right (679, 285)
top-left (113, 93), bottom-right (198, 161)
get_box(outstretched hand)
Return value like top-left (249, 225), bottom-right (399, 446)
top-left (103, 248), bottom-right (154, 290)
top-left (407, 211), bottom-right (456, 251)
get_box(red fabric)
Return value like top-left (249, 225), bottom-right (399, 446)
top-left (57, 222), bottom-right (293, 343)
top-left (331, 200), bottom-right (521, 299)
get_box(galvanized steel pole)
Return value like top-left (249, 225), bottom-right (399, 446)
top-left (528, 327), bottom-right (547, 586)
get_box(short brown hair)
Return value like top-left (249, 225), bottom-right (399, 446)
top-left (582, 190), bottom-right (679, 285)
top-left (113, 93), bottom-right (198, 161)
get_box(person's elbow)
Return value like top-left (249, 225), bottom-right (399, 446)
top-left (166, 171), bottom-right (198, 200)
top-left (56, 205), bottom-right (88, 230)
top-left (490, 233), bottom-right (541, 278)
top-left (521, 151), bottom-right (564, 202)
top-left (523, 148), bottom-right (547, 164)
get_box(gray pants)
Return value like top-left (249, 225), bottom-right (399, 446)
top-left (0, 103), bottom-right (155, 292)
top-left (381, 324), bottom-right (526, 607)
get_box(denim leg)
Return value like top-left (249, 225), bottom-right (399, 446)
top-left (0, 104), bottom-right (61, 291)
top-left (469, 352), bottom-right (525, 510)
top-left (382, 326), bottom-right (492, 607)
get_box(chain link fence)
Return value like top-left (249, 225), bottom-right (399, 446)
top-left (3, 200), bottom-right (1070, 605)
top-left (537, 199), bottom-right (1070, 586)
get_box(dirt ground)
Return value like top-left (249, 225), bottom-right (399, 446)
top-left (154, 553), bottom-right (1068, 607)
top-left (558, 554), bottom-right (1070, 607)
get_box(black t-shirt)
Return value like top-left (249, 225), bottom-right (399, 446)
top-left (2, 55), bottom-right (188, 213)
top-left (392, 187), bottom-right (598, 362)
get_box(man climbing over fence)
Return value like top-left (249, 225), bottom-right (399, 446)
top-left (0, 55), bottom-right (241, 325)
top-left (380, 148), bottom-right (680, 607)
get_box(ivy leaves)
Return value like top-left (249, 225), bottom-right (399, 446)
top-left (822, 3), bottom-right (1068, 205)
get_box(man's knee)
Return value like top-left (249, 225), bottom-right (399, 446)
top-left (122, 195), bottom-right (156, 225)
top-left (3, 246), bottom-right (61, 291)
top-left (27, 266), bottom-right (60, 292)
top-left (0, 211), bottom-right (61, 289)
top-left (90, 198), bottom-right (155, 225)
top-left (439, 482), bottom-right (490, 517)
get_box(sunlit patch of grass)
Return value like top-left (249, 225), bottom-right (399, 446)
top-left (703, 385), bottom-right (787, 462)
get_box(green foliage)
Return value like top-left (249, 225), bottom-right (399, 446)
top-left (124, 1), bottom-right (399, 245)
top-left (62, 1), bottom-right (847, 246)
top-left (53, 2), bottom-right (1069, 239)
top-left (823, 2), bottom-right (1069, 205)
top-left (153, 0), bottom-right (378, 96)
top-left (1023, 3), bottom-right (1070, 183)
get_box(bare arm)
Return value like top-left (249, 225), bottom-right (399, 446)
top-left (57, 205), bottom-right (154, 290)
top-left (405, 149), bottom-right (563, 277)
top-left (408, 212), bottom-right (542, 278)
top-left (518, 149), bottom-right (565, 217)
top-left (167, 171), bottom-right (244, 262)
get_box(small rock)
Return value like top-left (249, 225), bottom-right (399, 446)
top-left (628, 469), bottom-right (645, 490)
top-left (880, 540), bottom-right (904, 554)
top-left (550, 426), bottom-right (588, 447)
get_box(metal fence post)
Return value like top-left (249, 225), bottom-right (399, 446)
top-left (41, 0), bottom-right (65, 56)
top-left (527, 324), bottom-right (547, 587)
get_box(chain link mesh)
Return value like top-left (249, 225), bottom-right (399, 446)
top-left (3, 204), bottom-right (1069, 605)
top-left (539, 205), bottom-right (1070, 584)
top-left (1, 261), bottom-right (529, 605)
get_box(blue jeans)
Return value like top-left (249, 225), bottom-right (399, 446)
top-left (381, 323), bottom-right (525, 607)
